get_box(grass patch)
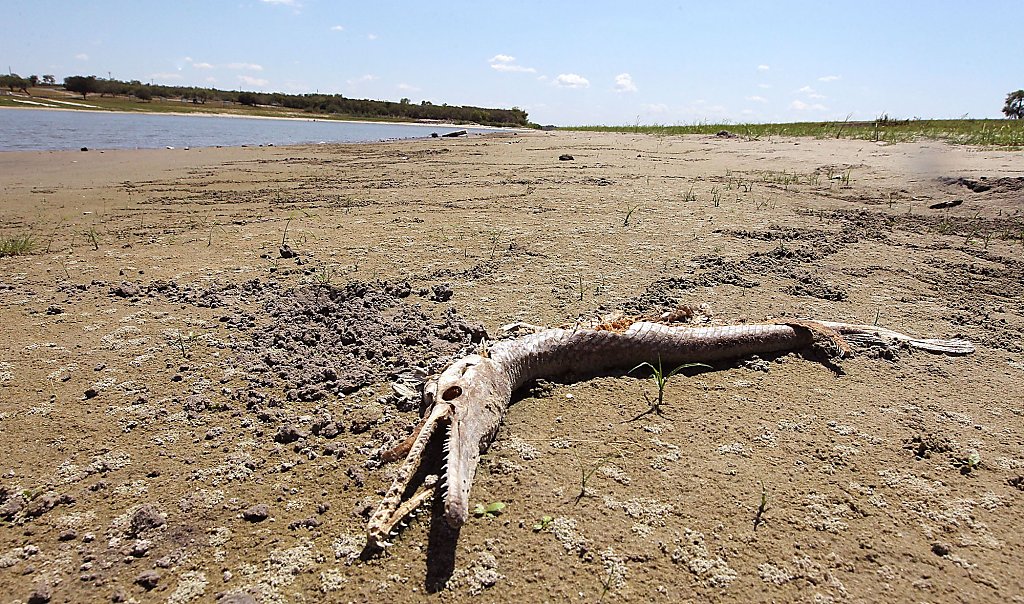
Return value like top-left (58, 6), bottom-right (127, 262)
top-left (566, 118), bottom-right (1024, 147)
top-left (0, 234), bottom-right (36, 257)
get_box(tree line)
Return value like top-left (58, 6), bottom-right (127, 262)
top-left (1, 73), bottom-right (56, 93)
top-left (38, 74), bottom-right (528, 126)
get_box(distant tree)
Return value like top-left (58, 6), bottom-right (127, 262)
top-left (1004, 90), bottom-right (1024, 119)
top-left (133, 86), bottom-right (152, 101)
top-left (28, 75), bottom-right (39, 87)
top-left (64, 75), bottom-right (99, 99)
top-left (41, 74), bottom-right (55, 85)
top-left (1, 74), bottom-right (30, 94)
top-left (237, 92), bottom-right (258, 106)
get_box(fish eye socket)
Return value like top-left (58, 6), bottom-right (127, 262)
top-left (441, 386), bottom-right (463, 401)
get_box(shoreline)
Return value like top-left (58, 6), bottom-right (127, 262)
top-left (0, 104), bottom-right (525, 153)
top-left (0, 103), bottom-right (523, 130)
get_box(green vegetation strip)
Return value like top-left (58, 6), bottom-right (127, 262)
top-left (567, 119), bottom-right (1024, 147)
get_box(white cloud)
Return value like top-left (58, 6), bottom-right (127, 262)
top-left (191, 62), bottom-right (214, 70)
top-left (554, 73), bottom-right (589, 88)
top-left (818, 75), bottom-right (841, 82)
top-left (757, 64), bottom-right (770, 71)
top-left (330, 25), bottom-right (344, 31)
top-left (346, 74), bottom-right (378, 86)
top-left (613, 73), bottom-right (637, 93)
top-left (758, 83), bottom-right (772, 89)
top-left (75, 53), bottom-right (89, 61)
top-left (642, 103), bottom-right (669, 114)
top-left (489, 54), bottom-right (536, 73)
top-left (151, 72), bottom-right (184, 81)
top-left (367, 33), bottom-right (378, 40)
top-left (238, 75), bottom-right (269, 87)
top-left (492, 63), bottom-right (535, 73)
top-left (397, 83), bottom-right (420, 92)
top-left (226, 62), bottom-right (264, 71)
top-left (261, 0), bottom-right (298, 5)
top-left (796, 85), bottom-right (826, 100)
top-left (746, 95), bottom-right (768, 103)
top-left (790, 100), bottom-right (827, 111)
top-left (204, 77), bottom-right (217, 83)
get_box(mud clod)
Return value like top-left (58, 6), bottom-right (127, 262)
top-left (430, 283), bottom-right (454, 302)
top-left (134, 570), bottom-right (160, 590)
top-left (242, 504), bottom-right (270, 522)
top-left (27, 585), bottom-right (51, 604)
top-left (274, 424), bottom-right (305, 444)
top-left (128, 505), bottom-right (166, 537)
top-left (904, 434), bottom-right (953, 459)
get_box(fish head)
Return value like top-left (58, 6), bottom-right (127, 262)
top-left (425, 353), bottom-right (510, 528)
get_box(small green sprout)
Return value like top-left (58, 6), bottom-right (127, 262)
top-left (953, 451), bottom-right (982, 475)
top-left (472, 501), bottom-right (506, 518)
top-left (753, 482), bottom-right (768, 531)
top-left (532, 515), bottom-right (554, 532)
top-left (627, 357), bottom-right (710, 420)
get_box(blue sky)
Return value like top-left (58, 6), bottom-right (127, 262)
top-left (6, 1), bottom-right (1022, 125)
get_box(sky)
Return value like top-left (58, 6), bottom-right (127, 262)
top-left (5, 1), bottom-right (1022, 125)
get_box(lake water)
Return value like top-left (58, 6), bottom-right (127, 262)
top-left (0, 107), bottom-right (502, 152)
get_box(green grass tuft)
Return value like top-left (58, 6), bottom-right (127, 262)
top-left (0, 234), bottom-right (36, 257)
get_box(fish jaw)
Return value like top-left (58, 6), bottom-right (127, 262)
top-left (430, 354), bottom-right (512, 529)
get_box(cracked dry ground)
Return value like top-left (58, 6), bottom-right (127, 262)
top-left (0, 131), bottom-right (1022, 603)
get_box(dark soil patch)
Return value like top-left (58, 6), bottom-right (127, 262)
top-left (940, 176), bottom-right (1024, 194)
top-left (817, 208), bottom-right (1024, 243)
top-left (783, 274), bottom-right (848, 301)
top-left (904, 434), bottom-right (954, 459)
top-left (234, 281), bottom-right (486, 406)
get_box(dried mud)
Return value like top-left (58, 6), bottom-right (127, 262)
top-left (1, 131), bottom-right (1023, 603)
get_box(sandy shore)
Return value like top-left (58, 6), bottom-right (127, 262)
top-left (0, 131), bottom-right (1022, 602)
